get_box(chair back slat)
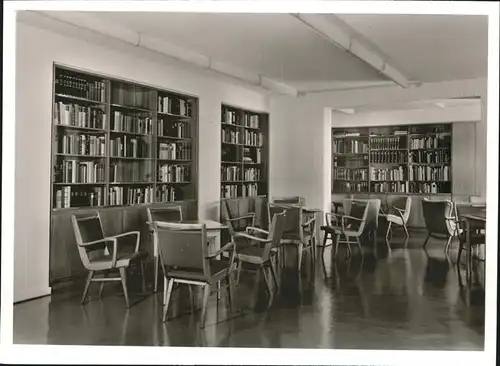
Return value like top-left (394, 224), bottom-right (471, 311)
top-left (154, 222), bottom-right (209, 277)
top-left (147, 206), bottom-right (183, 223)
top-left (262, 211), bottom-right (287, 261)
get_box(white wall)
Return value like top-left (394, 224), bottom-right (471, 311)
top-left (270, 78), bottom-right (488, 222)
top-left (14, 20), bottom-right (269, 302)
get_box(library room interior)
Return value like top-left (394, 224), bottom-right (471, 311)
top-left (9, 8), bottom-right (494, 354)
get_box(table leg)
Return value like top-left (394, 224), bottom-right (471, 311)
top-left (154, 253), bottom-right (159, 293)
top-left (465, 219), bottom-right (471, 283)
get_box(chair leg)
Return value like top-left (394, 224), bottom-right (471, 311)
top-left (154, 254), bottom-right (159, 293)
top-left (345, 236), bottom-right (352, 258)
top-left (163, 276), bottom-right (168, 305)
top-left (81, 271), bottom-right (94, 305)
top-left (99, 271), bottom-right (107, 297)
top-left (217, 281), bottom-right (221, 301)
top-left (403, 223), bottom-right (410, 239)
top-left (162, 279), bottom-right (174, 322)
top-left (200, 284), bottom-right (211, 328)
top-left (423, 233), bottom-right (431, 249)
top-left (227, 273), bottom-right (235, 312)
top-left (297, 243), bottom-right (304, 272)
top-left (334, 233), bottom-right (340, 258)
top-left (385, 222), bottom-right (392, 242)
top-left (188, 285), bottom-right (195, 313)
top-left (119, 267), bottom-right (130, 308)
top-left (270, 259), bottom-right (279, 291)
top-left (445, 235), bottom-right (453, 252)
top-left (236, 260), bottom-right (242, 286)
top-left (261, 267), bottom-right (274, 308)
top-left (356, 236), bottom-right (362, 252)
top-left (140, 260), bottom-right (147, 293)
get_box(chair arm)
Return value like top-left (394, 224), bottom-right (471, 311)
top-left (392, 208), bottom-right (406, 224)
top-left (206, 241), bottom-right (235, 259)
top-left (236, 232), bottom-right (272, 244)
top-left (107, 231), bottom-right (141, 253)
top-left (81, 237), bottom-right (118, 268)
top-left (341, 215), bottom-right (363, 233)
top-left (226, 213), bottom-right (256, 222)
top-left (302, 217), bottom-right (316, 228)
top-left (246, 226), bottom-right (269, 235)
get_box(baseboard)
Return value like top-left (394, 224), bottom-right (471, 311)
top-left (14, 288), bottom-right (51, 304)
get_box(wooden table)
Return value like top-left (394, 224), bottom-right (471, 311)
top-left (152, 219), bottom-right (228, 292)
top-left (461, 210), bottom-right (486, 281)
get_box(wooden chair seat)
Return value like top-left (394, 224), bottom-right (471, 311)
top-left (88, 250), bottom-right (148, 271)
top-left (166, 259), bottom-right (230, 283)
top-left (237, 246), bottom-right (268, 265)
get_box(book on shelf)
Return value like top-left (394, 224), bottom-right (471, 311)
top-left (111, 111), bottom-right (152, 134)
top-left (333, 139), bottom-right (369, 154)
top-left (370, 151), bottom-right (407, 164)
top-left (242, 183), bottom-right (258, 197)
top-left (54, 102), bottom-right (107, 129)
top-left (409, 150), bottom-right (450, 164)
top-left (243, 130), bottom-right (262, 146)
top-left (109, 161), bottom-right (152, 183)
top-left (244, 114), bottom-right (259, 128)
top-left (333, 167), bottom-right (368, 181)
top-left (222, 109), bottom-right (238, 124)
top-left (410, 136), bottom-right (450, 149)
top-left (409, 165), bottom-right (450, 182)
top-left (158, 164), bottom-right (189, 183)
top-left (371, 181), bottom-right (409, 193)
top-left (54, 186), bottom-right (104, 209)
top-left (222, 128), bottom-right (241, 144)
top-left (158, 142), bottom-right (191, 160)
top-left (157, 119), bottom-right (190, 138)
top-left (221, 166), bottom-right (241, 182)
top-left (157, 185), bottom-right (177, 202)
top-left (54, 160), bottom-right (105, 184)
top-left (221, 184), bottom-right (239, 198)
top-left (57, 133), bottom-right (106, 156)
top-left (110, 136), bottom-right (149, 158)
top-left (159, 96), bottom-right (191, 117)
top-left (371, 166), bottom-right (405, 181)
top-left (244, 167), bottom-right (260, 181)
top-left (55, 72), bottom-right (106, 102)
top-left (370, 136), bottom-right (405, 150)
top-left (410, 182), bottom-right (446, 194)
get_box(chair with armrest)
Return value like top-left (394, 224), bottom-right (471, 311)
top-left (233, 211), bottom-right (286, 307)
top-left (421, 199), bottom-right (457, 250)
top-left (146, 206), bottom-right (183, 293)
top-left (71, 212), bottom-right (147, 308)
top-left (382, 196), bottom-right (412, 246)
top-left (338, 201), bottom-right (370, 255)
top-left (453, 204), bottom-right (486, 268)
top-left (268, 203), bottom-right (316, 272)
top-left (149, 221), bottom-right (236, 328)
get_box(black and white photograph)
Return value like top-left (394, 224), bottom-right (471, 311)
top-left (1, 1), bottom-right (498, 365)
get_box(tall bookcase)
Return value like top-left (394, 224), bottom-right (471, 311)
top-left (332, 123), bottom-right (452, 195)
top-left (52, 64), bottom-right (198, 210)
top-left (220, 104), bottom-right (269, 199)
top-left (50, 64), bottom-right (199, 285)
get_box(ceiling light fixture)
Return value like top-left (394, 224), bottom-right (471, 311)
top-left (292, 13), bottom-right (410, 88)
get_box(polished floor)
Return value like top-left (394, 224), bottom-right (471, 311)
top-left (13, 231), bottom-right (485, 349)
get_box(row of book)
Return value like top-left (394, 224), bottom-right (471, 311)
top-left (111, 84), bottom-right (154, 110)
top-left (158, 96), bottom-right (192, 117)
top-left (371, 136), bottom-right (406, 150)
top-left (221, 183), bottom-right (260, 198)
top-left (409, 150), bottom-right (450, 164)
top-left (332, 182), bottom-right (369, 193)
top-left (221, 166), bottom-right (241, 182)
top-left (222, 129), bottom-right (240, 144)
top-left (244, 168), bottom-right (261, 181)
top-left (158, 164), bottom-right (189, 183)
top-left (111, 111), bottom-right (153, 135)
top-left (54, 186), bottom-right (104, 209)
top-left (243, 147), bottom-right (262, 164)
top-left (243, 114), bottom-right (260, 129)
top-left (243, 131), bottom-right (263, 147)
top-left (57, 133), bottom-right (106, 156)
top-left (157, 185), bottom-right (179, 202)
top-left (54, 160), bottom-right (106, 184)
top-left (54, 102), bottom-right (107, 129)
top-left (410, 136), bottom-right (450, 150)
top-left (372, 181), bottom-right (410, 193)
top-left (56, 72), bottom-right (106, 102)
top-left (222, 109), bottom-right (238, 124)
top-left (333, 156), bottom-right (369, 169)
top-left (110, 136), bottom-right (150, 158)
top-left (371, 151), bottom-right (407, 164)
top-left (411, 125), bottom-right (448, 134)
top-left (108, 186), bottom-right (155, 206)
top-left (409, 182), bottom-right (448, 194)
top-left (333, 168), bottom-right (368, 181)
top-left (109, 162), bottom-right (152, 183)
top-left (371, 167), bottom-right (406, 182)
top-left (409, 165), bottom-right (450, 182)
top-left (333, 140), bottom-right (369, 154)
top-left (158, 120), bottom-right (190, 139)
top-left (158, 142), bottom-right (192, 160)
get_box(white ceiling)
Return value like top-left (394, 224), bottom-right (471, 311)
top-left (36, 11), bottom-right (489, 93)
top-left (86, 12), bottom-right (385, 88)
top-left (337, 14), bottom-right (488, 83)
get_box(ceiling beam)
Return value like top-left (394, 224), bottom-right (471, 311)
top-left (291, 13), bottom-right (411, 88)
top-left (30, 11), bottom-right (298, 96)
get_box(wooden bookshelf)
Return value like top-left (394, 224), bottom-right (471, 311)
top-left (52, 64), bottom-right (198, 210)
top-left (332, 124), bottom-right (452, 195)
top-left (220, 104), bottom-right (269, 199)
top-left (50, 64), bottom-right (199, 285)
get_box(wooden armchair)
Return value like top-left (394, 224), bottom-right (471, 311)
top-left (382, 196), bottom-right (412, 245)
top-left (421, 199), bottom-right (457, 250)
top-left (149, 221), bottom-right (236, 328)
top-left (71, 212), bottom-right (147, 308)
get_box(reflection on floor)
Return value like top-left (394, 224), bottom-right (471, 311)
top-left (13, 231), bottom-right (485, 349)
